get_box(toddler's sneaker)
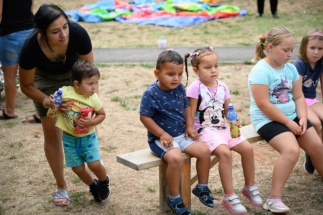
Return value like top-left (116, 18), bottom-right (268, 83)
top-left (99, 176), bottom-right (111, 200)
top-left (167, 197), bottom-right (191, 215)
top-left (192, 184), bottom-right (214, 208)
top-left (89, 179), bottom-right (101, 202)
top-left (304, 151), bottom-right (315, 174)
top-left (222, 194), bottom-right (247, 215)
top-left (263, 198), bottom-right (290, 214)
top-left (241, 185), bottom-right (263, 206)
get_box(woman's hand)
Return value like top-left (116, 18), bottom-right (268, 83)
top-left (185, 126), bottom-right (199, 141)
top-left (286, 119), bottom-right (302, 135)
top-left (59, 101), bottom-right (72, 117)
top-left (42, 95), bottom-right (54, 108)
top-left (299, 118), bottom-right (307, 136)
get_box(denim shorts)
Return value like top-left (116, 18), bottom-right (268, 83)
top-left (63, 132), bottom-right (101, 168)
top-left (0, 29), bottom-right (33, 66)
top-left (149, 133), bottom-right (196, 159)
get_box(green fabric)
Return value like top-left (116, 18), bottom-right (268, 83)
top-left (99, 11), bottom-right (132, 20)
top-left (90, 8), bottom-right (108, 15)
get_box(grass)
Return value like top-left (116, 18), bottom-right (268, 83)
top-left (31, 0), bottom-right (322, 48)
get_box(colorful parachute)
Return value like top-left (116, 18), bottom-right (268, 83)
top-left (65, 0), bottom-right (247, 27)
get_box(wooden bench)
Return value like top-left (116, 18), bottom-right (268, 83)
top-left (116, 124), bottom-right (263, 212)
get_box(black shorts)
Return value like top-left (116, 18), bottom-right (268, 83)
top-left (258, 117), bottom-right (313, 143)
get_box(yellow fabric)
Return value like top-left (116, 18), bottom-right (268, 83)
top-left (56, 86), bottom-right (102, 137)
top-left (169, 3), bottom-right (201, 10)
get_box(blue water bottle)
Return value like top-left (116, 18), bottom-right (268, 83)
top-left (227, 103), bottom-right (240, 138)
top-left (47, 88), bottom-right (63, 119)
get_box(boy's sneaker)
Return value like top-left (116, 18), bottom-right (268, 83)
top-left (222, 194), bottom-right (247, 215)
top-left (167, 197), bottom-right (191, 215)
top-left (304, 152), bottom-right (315, 174)
top-left (99, 176), bottom-right (110, 200)
top-left (192, 184), bottom-right (214, 208)
top-left (241, 186), bottom-right (263, 206)
top-left (89, 179), bottom-right (101, 202)
top-left (263, 198), bottom-right (290, 213)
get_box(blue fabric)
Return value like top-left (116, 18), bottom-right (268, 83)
top-left (115, 16), bottom-right (214, 27)
top-left (248, 60), bottom-right (299, 131)
top-left (63, 132), bottom-right (101, 167)
top-left (293, 58), bottom-right (323, 99)
top-left (72, 12), bottom-right (104, 23)
top-left (140, 82), bottom-right (189, 143)
top-left (0, 29), bottom-right (33, 66)
top-left (84, 0), bottom-right (115, 10)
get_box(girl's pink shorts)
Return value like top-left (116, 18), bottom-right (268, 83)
top-left (305, 98), bottom-right (320, 107)
top-left (199, 127), bottom-right (246, 154)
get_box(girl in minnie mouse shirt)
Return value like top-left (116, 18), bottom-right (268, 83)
top-left (186, 47), bottom-right (262, 215)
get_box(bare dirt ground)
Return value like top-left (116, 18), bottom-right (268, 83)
top-left (1, 64), bottom-right (323, 215)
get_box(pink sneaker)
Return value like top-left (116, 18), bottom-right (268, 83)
top-left (241, 186), bottom-right (263, 206)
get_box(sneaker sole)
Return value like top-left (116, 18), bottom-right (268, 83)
top-left (263, 202), bottom-right (290, 213)
top-left (221, 200), bottom-right (247, 215)
top-left (241, 189), bottom-right (263, 207)
top-left (303, 162), bottom-right (314, 175)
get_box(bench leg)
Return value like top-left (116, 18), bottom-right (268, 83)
top-left (180, 158), bottom-right (191, 210)
top-left (159, 164), bottom-right (169, 212)
top-left (159, 158), bottom-right (192, 212)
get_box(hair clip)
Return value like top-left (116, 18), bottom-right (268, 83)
top-left (261, 42), bottom-right (265, 46)
top-left (309, 32), bottom-right (323, 37)
top-left (265, 33), bottom-right (269, 38)
top-left (189, 51), bottom-right (199, 58)
top-left (209, 46), bottom-right (215, 52)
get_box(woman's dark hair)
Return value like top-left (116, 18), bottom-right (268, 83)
top-left (34, 4), bottom-right (69, 51)
top-left (72, 60), bottom-right (100, 83)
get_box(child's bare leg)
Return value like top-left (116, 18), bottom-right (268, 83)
top-left (231, 140), bottom-right (255, 186)
top-left (72, 163), bottom-right (93, 185)
top-left (307, 106), bottom-right (322, 140)
top-left (163, 148), bottom-right (183, 196)
top-left (298, 127), bottom-right (323, 178)
top-left (87, 160), bottom-right (107, 181)
top-left (184, 141), bottom-right (210, 184)
top-left (267, 132), bottom-right (300, 198)
top-left (212, 144), bottom-right (233, 194)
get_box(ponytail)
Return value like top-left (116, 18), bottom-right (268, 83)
top-left (184, 53), bottom-right (190, 87)
top-left (252, 35), bottom-right (267, 62)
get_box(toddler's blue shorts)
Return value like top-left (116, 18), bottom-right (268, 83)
top-left (0, 29), bottom-right (33, 66)
top-left (63, 132), bottom-right (101, 168)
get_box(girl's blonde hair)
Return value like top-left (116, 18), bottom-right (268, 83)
top-left (298, 29), bottom-right (323, 64)
top-left (184, 47), bottom-right (217, 86)
top-left (252, 27), bottom-right (294, 62)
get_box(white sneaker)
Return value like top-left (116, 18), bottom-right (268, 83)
top-left (222, 194), bottom-right (247, 215)
top-left (263, 198), bottom-right (290, 213)
top-left (241, 185), bottom-right (263, 206)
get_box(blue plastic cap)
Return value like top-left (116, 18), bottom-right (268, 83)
top-left (228, 104), bottom-right (234, 111)
top-left (162, 36), bottom-right (164, 40)
top-left (57, 88), bottom-right (63, 96)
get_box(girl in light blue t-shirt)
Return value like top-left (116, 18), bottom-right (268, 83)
top-left (248, 27), bottom-right (323, 214)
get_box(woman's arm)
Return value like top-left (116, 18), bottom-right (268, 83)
top-left (78, 51), bottom-right (94, 63)
top-left (19, 67), bottom-right (48, 104)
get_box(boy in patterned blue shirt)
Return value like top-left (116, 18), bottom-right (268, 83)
top-left (139, 50), bottom-right (213, 215)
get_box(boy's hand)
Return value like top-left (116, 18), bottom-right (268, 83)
top-left (78, 117), bottom-right (92, 128)
top-left (235, 117), bottom-right (242, 128)
top-left (286, 119), bottom-right (302, 135)
top-left (185, 126), bottom-right (199, 141)
top-left (160, 132), bottom-right (174, 149)
top-left (43, 95), bottom-right (54, 108)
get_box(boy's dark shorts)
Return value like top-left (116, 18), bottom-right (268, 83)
top-left (258, 117), bottom-right (313, 143)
